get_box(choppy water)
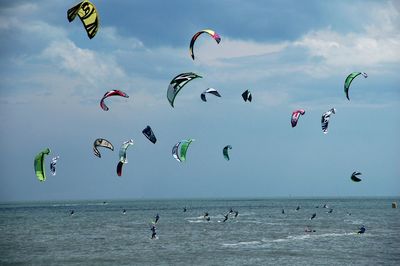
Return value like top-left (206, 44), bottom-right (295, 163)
top-left (1, 198), bottom-right (399, 265)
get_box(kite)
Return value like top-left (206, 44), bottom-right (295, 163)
top-left (117, 139), bottom-right (134, 176)
top-left (100, 90), bottom-right (129, 111)
top-left (344, 72), bottom-right (368, 100)
top-left (172, 139), bottom-right (195, 162)
top-left (142, 126), bottom-right (157, 144)
top-left (223, 145), bottom-right (232, 161)
top-left (34, 148), bottom-right (51, 182)
top-left (167, 72), bottom-right (202, 107)
top-left (93, 138), bottom-right (114, 158)
top-left (189, 29), bottom-right (221, 60)
top-left (119, 139), bottom-right (134, 164)
top-left (67, 0), bottom-right (99, 39)
top-left (50, 156), bottom-right (60, 176)
top-left (351, 171), bottom-right (362, 182)
top-left (321, 108), bottom-right (336, 134)
top-left (291, 109), bottom-right (305, 128)
top-left (242, 90), bottom-right (252, 102)
top-left (201, 88), bottom-right (221, 102)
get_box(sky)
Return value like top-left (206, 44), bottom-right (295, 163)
top-left (0, 0), bottom-right (399, 202)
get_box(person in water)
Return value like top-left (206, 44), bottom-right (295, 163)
top-left (150, 224), bottom-right (157, 239)
top-left (358, 225), bottom-right (366, 234)
top-left (155, 213), bottom-right (160, 224)
top-left (305, 226), bottom-right (316, 233)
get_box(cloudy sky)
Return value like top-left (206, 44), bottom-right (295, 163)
top-left (0, 0), bottom-right (399, 201)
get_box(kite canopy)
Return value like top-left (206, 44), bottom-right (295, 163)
top-left (223, 145), bottom-right (232, 161)
top-left (189, 29), bottom-right (221, 60)
top-left (50, 156), bottom-right (60, 176)
top-left (172, 139), bottom-right (195, 162)
top-left (34, 148), bottom-right (51, 182)
top-left (116, 139), bottom-right (134, 176)
top-left (291, 109), bottom-right (305, 128)
top-left (67, 0), bottom-right (99, 39)
top-left (201, 88), bottom-right (221, 102)
top-left (321, 108), bottom-right (336, 134)
top-left (167, 73), bottom-right (202, 107)
top-left (351, 171), bottom-right (362, 182)
top-left (100, 90), bottom-right (129, 111)
top-left (142, 126), bottom-right (157, 144)
top-left (242, 90), bottom-right (252, 102)
top-left (93, 138), bottom-right (114, 158)
top-left (119, 139), bottom-right (134, 164)
top-left (344, 72), bottom-right (368, 100)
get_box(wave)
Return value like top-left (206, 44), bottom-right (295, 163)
top-left (268, 232), bottom-right (357, 243)
top-left (222, 241), bottom-right (261, 247)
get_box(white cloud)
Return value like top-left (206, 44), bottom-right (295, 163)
top-left (41, 40), bottom-right (126, 87)
top-left (193, 37), bottom-right (288, 67)
top-left (293, 2), bottom-right (400, 70)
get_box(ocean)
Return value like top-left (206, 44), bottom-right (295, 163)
top-left (1, 198), bottom-right (399, 265)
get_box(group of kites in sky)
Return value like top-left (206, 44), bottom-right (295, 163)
top-left (34, 1), bottom-right (367, 185)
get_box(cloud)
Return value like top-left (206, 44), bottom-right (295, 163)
top-left (193, 37), bottom-right (288, 66)
top-left (41, 40), bottom-right (126, 88)
top-left (293, 2), bottom-right (400, 71)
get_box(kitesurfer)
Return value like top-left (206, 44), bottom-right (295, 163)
top-left (358, 226), bottom-right (366, 234)
top-left (305, 226), bottom-right (316, 233)
top-left (150, 224), bottom-right (157, 239)
top-left (310, 213), bottom-right (316, 220)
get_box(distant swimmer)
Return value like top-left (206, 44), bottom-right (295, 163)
top-left (282, 208), bottom-right (285, 214)
top-left (206, 217), bottom-right (210, 221)
top-left (234, 211), bottom-right (239, 218)
top-left (222, 214), bottom-right (229, 222)
top-left (347, 212), bottom-right (352, 216)
top-left (183, 207), bottom-right (187, 212)
top-left (150, 224), bottom-right (157, 239)
top-left (328, 209), bottom-right (333, 213)
top-left (204, 212), bottom-right (209, 219)
top-left (155, 213), bottom-right (160, 223)
top-left (305, 226), bottom-right (316, 233)
top-left (358, 225), bottom-right (366, 234)
top-left (70, 210), bottom-right (75, 216)
top-left (296, 206), bottom-right (300, 211)
top-left (310, 213), bottom-right (317, 220)
top-left (122, 209), bottom-right (126, 214)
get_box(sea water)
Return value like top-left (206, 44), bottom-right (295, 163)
top-left (0, 198), bottom-right (399, 265)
